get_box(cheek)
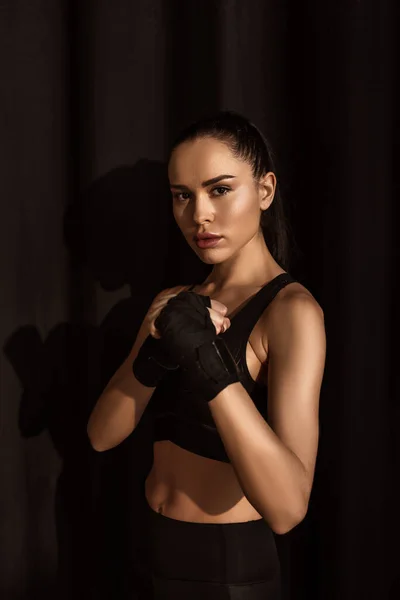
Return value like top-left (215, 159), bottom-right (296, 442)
top-left (222, 190), bottom-right (258, 222)
top-left (172, 204), bottom-right (189, 234)
top-left (173, 204), bottom-right (186, 226)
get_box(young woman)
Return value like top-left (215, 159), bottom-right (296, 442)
top-left (87, 111), bottom-right (326, 599)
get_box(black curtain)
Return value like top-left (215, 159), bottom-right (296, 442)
top-left (1, 1), bottom-right (398, 599)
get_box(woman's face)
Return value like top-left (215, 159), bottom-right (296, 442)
top-left (168, 136), bottom-right (275, 264)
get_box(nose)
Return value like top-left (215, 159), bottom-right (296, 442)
top-left (191, 192), bottom-right (215, 225)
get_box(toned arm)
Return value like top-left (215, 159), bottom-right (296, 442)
top-left (87, 313), bottom-right (156, 452)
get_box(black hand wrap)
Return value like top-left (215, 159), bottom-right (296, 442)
top-left (132, 333), bottom-right (179, 388)
top-left (154, 291), bottom-right (240, 402)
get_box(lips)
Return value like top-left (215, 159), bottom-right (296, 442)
top-left (194, 233), bottom-right (222, 241)
top-left (195, 236), bottom-right (222, 249)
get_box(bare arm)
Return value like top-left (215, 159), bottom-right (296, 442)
top-left (87, 285), bottom-right (185, 451)
top-left (208, 293), bottom-right (326, 534)
top-left (87, 314), bottom-right (156, 452)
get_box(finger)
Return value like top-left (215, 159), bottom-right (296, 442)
top-left (147, 310), bottom-right (164, 338)
top-left (221, 317), bottom-right (231, 333)
top-left (150, 294), bottom-right (229, 336)
top-left (207, 308), bottom-right (226, 334)
top-left (147, 288), bottom-right (188, 338)
top-left (147, 294), bottom-right (178, 324)
top-left (152, 293), bottom-right (178, 310)
top-left (210, 299), bottom-right (228, 315)
top-left (148, 318), bottom-right (162, 338)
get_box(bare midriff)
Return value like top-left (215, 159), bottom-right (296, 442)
top-left (145, 440), bottom-right (264, 523)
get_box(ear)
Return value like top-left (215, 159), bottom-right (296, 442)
top-left (258, 172), bottom-right (276, 211)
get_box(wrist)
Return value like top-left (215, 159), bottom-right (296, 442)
top-left (132, 334), bottom-right (179, 388)
top-left (181, 337), bottom-right (240, 403)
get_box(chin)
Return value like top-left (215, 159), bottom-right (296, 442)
top-left (192, 247), bottom-right (231, 265)
top-left (199, 255), bottom-right (221, 265)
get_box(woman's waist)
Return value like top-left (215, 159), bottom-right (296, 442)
top-left (145, 441), bottom-right (263, 523)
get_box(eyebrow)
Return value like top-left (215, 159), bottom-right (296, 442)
top-left (170, 174), bottom-right (236, 190)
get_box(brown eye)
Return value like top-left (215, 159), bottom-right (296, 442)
top-left (211, 186), bottom-right (230, 196)
top-left (173, 192), bottom-right (190, 202)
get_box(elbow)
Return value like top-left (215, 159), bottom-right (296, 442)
top-left (86, 420), bottom-right (129, 452)
top-left (87, 422), bottom-right (108, 452)
top-left (269, 503), bottom-right (308, 536)
top-left (87, 433), bottom-right (104, 453)
top-left (88, 438), bottom-right (107, 453)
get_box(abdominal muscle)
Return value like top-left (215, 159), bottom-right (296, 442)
top-left (144, 440), bottom-right (264, 523)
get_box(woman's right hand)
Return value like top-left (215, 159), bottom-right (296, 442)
top-left (146, 286), bottom-right (231, 339)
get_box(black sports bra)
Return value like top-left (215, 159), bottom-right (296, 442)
top-left (147, 272), bottom-right (297, 463)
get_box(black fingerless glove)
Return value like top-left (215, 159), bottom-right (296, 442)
top-left (154, 291), bottom-right (240, 402)
top-left (132, 333), bottom-right (179, 388)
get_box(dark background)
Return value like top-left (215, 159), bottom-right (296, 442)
top-left (0, 1), bottom-right (398, 599)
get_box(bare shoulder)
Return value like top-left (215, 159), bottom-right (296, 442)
top-left (282, 281), bottom-right (321, 312)
top-left (262, 281), bottom-right (325, 352)
top-left (270, 280), bottom-right (323, 320)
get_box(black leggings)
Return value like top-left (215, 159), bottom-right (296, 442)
top-left (143, 496), bottom-right (282, 599)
